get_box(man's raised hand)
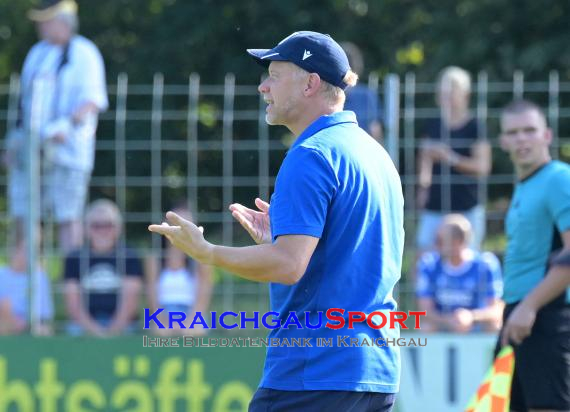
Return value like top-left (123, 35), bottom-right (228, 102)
top-left (229, 198), bottom-right (272, 244)
top-left (148, 211), bottom-right (213, 263)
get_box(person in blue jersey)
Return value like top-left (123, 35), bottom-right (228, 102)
top-left (416, 214), bottom-right (503, 333)
top-left (497, 99), bottom-right (570, 412)
top-left (149, 31), bottom-right (404, 412)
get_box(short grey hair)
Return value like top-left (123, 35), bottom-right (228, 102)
top-left (86, 199), bottom-right (123, 228)
top-left (437, 66), bottom-right (471, 94)
top-left (291, 64), bottom-right (348, 106)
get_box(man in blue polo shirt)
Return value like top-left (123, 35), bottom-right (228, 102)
top-left (498, 99), bottom-right (570, 412)
top-left (149, 31), bottom-right (404, 411)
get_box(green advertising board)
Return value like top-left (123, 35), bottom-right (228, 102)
top-left (0, 334), bottom-right (497, 412)
top-left (0, 336), bottom-right (265, 412)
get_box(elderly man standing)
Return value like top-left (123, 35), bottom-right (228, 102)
top-left (6, 0), bottom-right (108, 253)
top-left (150, 31), bottom-right (404, 411)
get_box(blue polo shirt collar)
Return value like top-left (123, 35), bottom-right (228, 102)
top-left (291, 111), bottom-right (357, 150)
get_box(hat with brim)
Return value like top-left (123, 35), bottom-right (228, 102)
top-left (246, 31), bottom-right (351, 90)
top-left (28, 0), bottom-right (78, 22)
top-left (246, 49), bottom-right (289, 67)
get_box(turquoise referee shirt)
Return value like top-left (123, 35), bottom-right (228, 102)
top-left (503, 160), bottom-right (570, 304)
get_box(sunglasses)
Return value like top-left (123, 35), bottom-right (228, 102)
top-left (89, 221), bottom-right (117, 230)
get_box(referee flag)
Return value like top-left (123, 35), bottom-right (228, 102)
top-left (465, 346), bottom-right (515, 412)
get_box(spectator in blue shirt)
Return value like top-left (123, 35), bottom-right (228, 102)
top-left (416, 214), bottom-right (503, 333)
top-left (0, 241), bottom-right (53, 335)
top-left (341, 41), bottom-right (383, 141)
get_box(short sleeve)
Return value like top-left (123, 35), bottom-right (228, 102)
top-left (546, 168), bottom-right (570, 232)
top-left (0, 268), bottom-right (8, 299)
top-left (74, 43), bottom-right (108, 111)
top-left (63, 252), bottom-right (80, 281)
top-left (125, 250), bottom-right (144, 278)
top-left (270, 147), bottom-right (336, 241)
top-left (469, 119), bottom-right (482, 142)
top-left (366, 90), bottom-right (381, 123)
top-left (419, 118), bottom-right (437, 140)
top-left (37, 272), bottom-right (54, 321)
top-left (481, 252), bottom-right (503, 298)
top-left (415, 253), bottom-right (436, 298)
top-left (552, 250), bottom-right (570, 266)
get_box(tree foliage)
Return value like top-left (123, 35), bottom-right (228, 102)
top-left (1, 0), bottom-right (569, 247)
top-left (1, 0), bottom-right (569, 83)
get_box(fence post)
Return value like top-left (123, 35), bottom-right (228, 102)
top-left (384, 74), bottom-right (400, 169)
top-left (476, 70), bottom-right (489, 241)
top-left (513, 70), bottom-right (524, 99)
top-left (6, 73), bottom-right (20, 248)
top-left (28, 79), bottom-right (42, 335)
top-left (151, 73), bottom-right (164, 255)
top-left (548, 71), bottom-right (560, 159)
top-left (115, 73), bottom-right (128, 228)
top-left (403, 71), bottom-right (416, 208)
top-left (222, 73), bottom-right (236, 313)
top-left (187, 73), bottom-right (200, 210)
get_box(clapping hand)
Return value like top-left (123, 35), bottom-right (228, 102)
top-left (229, 198), bottom-right (272, 244)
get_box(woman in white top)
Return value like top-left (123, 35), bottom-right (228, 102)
top-left (146, 205), bottom-right (213, 336)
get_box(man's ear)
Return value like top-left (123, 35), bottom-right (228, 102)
top-left (303, 73), bottom-right (322, 97)
top-left (544, 127), bottom-right (553, 145)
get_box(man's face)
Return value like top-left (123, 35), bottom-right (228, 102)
top-left (36, 17), bottom-right (70, 44)
top-left (257, 61), bottom-right (307, 127)
top-left (500, 109), bottom-right (552, 170)
top-left (435, 226), bottom-right (463, 259)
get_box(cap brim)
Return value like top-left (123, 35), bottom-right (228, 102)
top-left (246, 48), bottom-right (287, 68)
top-left (28, 0), bottom-right (77, 21)
top-left (28, 10), bottom-right (58, 21)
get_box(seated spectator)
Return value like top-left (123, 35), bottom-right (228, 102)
top-left (0, 241), bottom-right (53, 335)
top-left (64, 199), bottom-right (143, 336)
top-left (146, 204), bottom-right (213, 336)
top-left (416, 214), bottom-right (503, 333)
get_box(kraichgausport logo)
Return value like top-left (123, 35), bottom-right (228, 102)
top-left (144, 308), bottom-right (426, 331)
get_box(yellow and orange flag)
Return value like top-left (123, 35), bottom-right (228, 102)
top-left (465, 346), bottom-right (515, 412)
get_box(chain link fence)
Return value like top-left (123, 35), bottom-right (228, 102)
top-left (1, 71), bottom-right (569, 334)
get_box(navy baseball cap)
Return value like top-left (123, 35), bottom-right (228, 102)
top-left (247, 31), bottom-right (352, 90)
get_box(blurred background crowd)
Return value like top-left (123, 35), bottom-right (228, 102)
top-left (0, 0), bottom-right (569, 337)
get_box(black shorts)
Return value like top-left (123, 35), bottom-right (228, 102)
top-left (495, 302), bottom-right (570, 411)
top-left (248, 388), bottom-right (396, 412)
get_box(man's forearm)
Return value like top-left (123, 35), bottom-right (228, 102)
top-left (109, 293), bottom-right (140, 333)
top-left (471, 302), bottom-right (502, 323)
top-left (426, 311), bottom-right (451, 327)
top-left (72, 102), bottom-right (99, 124)
top-left (211, 243), bottom-right (300, 285)
top-left (522, 264), bottom-right (570, 311)
top-left (448, 153), bottom-right (490, 177)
